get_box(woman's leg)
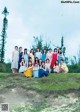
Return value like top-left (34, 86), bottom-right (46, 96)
top-left (12, 68), bottom-right (15, 73)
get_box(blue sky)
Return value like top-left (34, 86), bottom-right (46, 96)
top-left (0, 0), bottom-right (80, 62)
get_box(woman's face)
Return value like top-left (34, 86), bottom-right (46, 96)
top-left (36, 58), bottom-right (38, 61)
top-left (46, 60), bottom-right (49, 63)
top-left (31, 50), bottom-right (33, 53)
top-left (44, 50), bottom-right (46, 53)
top-left (22, 58), bottom-right (24, 62)
top-left (15, 47), bottom-right (18, 51)
top-left (49, 49), bottom-right (52, 53)
top-left (60, 60), bottom-right (63, 64)
top-left (19, 47), bottom-right (22, 52)
top-left (30, 58), bottom-right (32, 61)
top-left (24, 50), bottom-right (27, 53)
top-left (37, 48), bottom-right (39, 52)
top-left (39, 59), bottom-right (42, 63)
top-left (28, 62), bottom-right (32, 66)
top-left (35, 63), bottom-right (38, 67)
top-left (54, 49), bottom-right (57, 53)
top-left (59, 49), bottom-right (62, 53)
top-left (42, 62), bottom-right (45, 66)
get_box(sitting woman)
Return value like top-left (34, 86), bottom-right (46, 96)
top-left (35, 57), bottom-right (39, 64)
top-left (24, 61), bottom-right (33, 78)
top-left (53, 60), bottom-right (60, 73)
top-left (33, 62), bottom-right (39, 78)
top-left (60, 59), bottom-right (69, 73)
top-left (19, 58), bottom-right (26, 73)
top-left (45, 59), bottom-right (51, 73)
top-left (39, 62), bottom-right (49, 78)
top-left (39, 59), bottom-right (42, 68)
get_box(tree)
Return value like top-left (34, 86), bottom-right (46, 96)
top-left (78, 48), bottom-right (80, 64)
top-left (0, 7), bottom-right (9, 63)
top-left (32, 36), bottom-right (43, 52)
top-left (43, 41), bottom-right (51, 51)
top-left (61, 36), bottom-right (64, 48)
top-left (61, 36), bottom-right (69, 64)
top-left (61, 36), bottom-right (66, 57)
top-left (32, 35), bottom-right (51, 52)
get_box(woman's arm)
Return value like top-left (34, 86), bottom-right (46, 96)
top-left (20, 62), bottom-right (22, 66)
top-left (12, 51), bottom-right (14, 61)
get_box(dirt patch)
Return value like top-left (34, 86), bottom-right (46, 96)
top-left (0, 87), bottom-right (79, 110)
top-left (0, 87), bottom-right (44, 108)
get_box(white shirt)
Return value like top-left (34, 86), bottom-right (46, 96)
top-left (35, 52), bottom-right (42, 59)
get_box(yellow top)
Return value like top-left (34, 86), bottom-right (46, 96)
top-left (24, 67), bottom-right (33, 77)
top-left (61, 63), bottom-right (69, 73)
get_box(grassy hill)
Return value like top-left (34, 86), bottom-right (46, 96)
top-left (0, 73), bottom-right (80, 112)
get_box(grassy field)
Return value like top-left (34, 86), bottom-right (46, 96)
top-left (0, 73), bottom-right (80, 112)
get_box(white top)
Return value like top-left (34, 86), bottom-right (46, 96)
top-left (35, 52), bottom-right (42, 59)
top-left (29, 53), bottom-right (34, 64)
top-left (11, 50), bottom-right (19, 69)
top-left (33, 66), bottom-right (39, 71)
top-left (45, 63), bottom-right (51, 72)
top-left (46, 52), bottom-right (53, 62)
top-left (12, 50), bottom-right (19, 61)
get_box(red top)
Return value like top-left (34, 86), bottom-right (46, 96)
top-left (50, 53), bottom-right (58, 68)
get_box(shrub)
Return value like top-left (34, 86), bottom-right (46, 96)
top-left (0, 63), bottom-right (12, 73)
top-left (68, 64), bottom-right (80, 73)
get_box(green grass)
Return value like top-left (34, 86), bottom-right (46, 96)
top-left (0, 73), bottom-right (80, 112)
top-left (0, 73), bottom-right (80, 92)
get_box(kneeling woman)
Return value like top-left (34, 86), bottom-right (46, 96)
top-left (39, 62), bottom-right (49, 78)
top-left (33, 62), bottom-right (39, 78)
top-left (19, 58), bottom-right (26, 73)
top-left (24, 61), bottom-right (33, 78)
top-left (60, 59), bottom-right (69, 73)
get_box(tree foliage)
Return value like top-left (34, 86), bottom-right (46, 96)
top-left (32, 35), bottom-right (51, 52)
top-left (0, 7), bottom-right (9, 63)
top-left (61, 36), bottom-right (66, 57)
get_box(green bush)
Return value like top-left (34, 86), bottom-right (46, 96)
top-left (0, 63), bottom-right (12, 73)
top-left (68, 64), bottom-right (80, 73)
top-left (0, 63), bottom-right (80, 73)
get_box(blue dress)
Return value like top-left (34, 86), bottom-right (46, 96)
top-left (42, 53), bottom-right (46, 62)
top-left (18, 52), bottom-right (23, 69)
top-left (24, 54), bottom-right (28, 67)
top-left (39, 68), bottom-right (49, 78)
top-left (58, 54), bottom-right (63, 64)
top-left (33, 70), bottom-right (39, 78)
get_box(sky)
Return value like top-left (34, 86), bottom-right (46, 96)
top-left (0, 0), bottom-right (80, 62)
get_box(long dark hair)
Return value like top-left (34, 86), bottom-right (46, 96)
top-left (24, 48), bottom-right (27, 55)
top-left (21, 58), bottom-right (25, 66)
top-left (42, 49), bottom-right (46, 54)
top-left (35, 57), bottom-right (39, 64)
top-left (58, 48), bottom-right (62, 54)
top-left (28, 61), bottom-right (32, 67)
top-left (30, 49), bottom-right (35, 55)
top-left (55, 60), bottom-right (59, 66)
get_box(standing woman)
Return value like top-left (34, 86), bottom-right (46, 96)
top-left (50, 48), bottom-right (58, 69)
top-left (29, 49), bottom-right (35, 65)
top-left (11, 46), bottom-right (19, 73)
top-left (23, 48), bottom-right (28, 67)
top-left (46, 48), bottom-right (53, 63)
top-left (42, 49), bottom-right (46, 62)
top-left (18, 47), bottom-right (23, 69)
top-left (35, 48), bottom-right (42, 60)
top-left (58, 48), bottom-right (64, 64)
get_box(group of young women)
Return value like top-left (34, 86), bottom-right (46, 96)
top-left (11, 46), bottom-right (69, 78)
